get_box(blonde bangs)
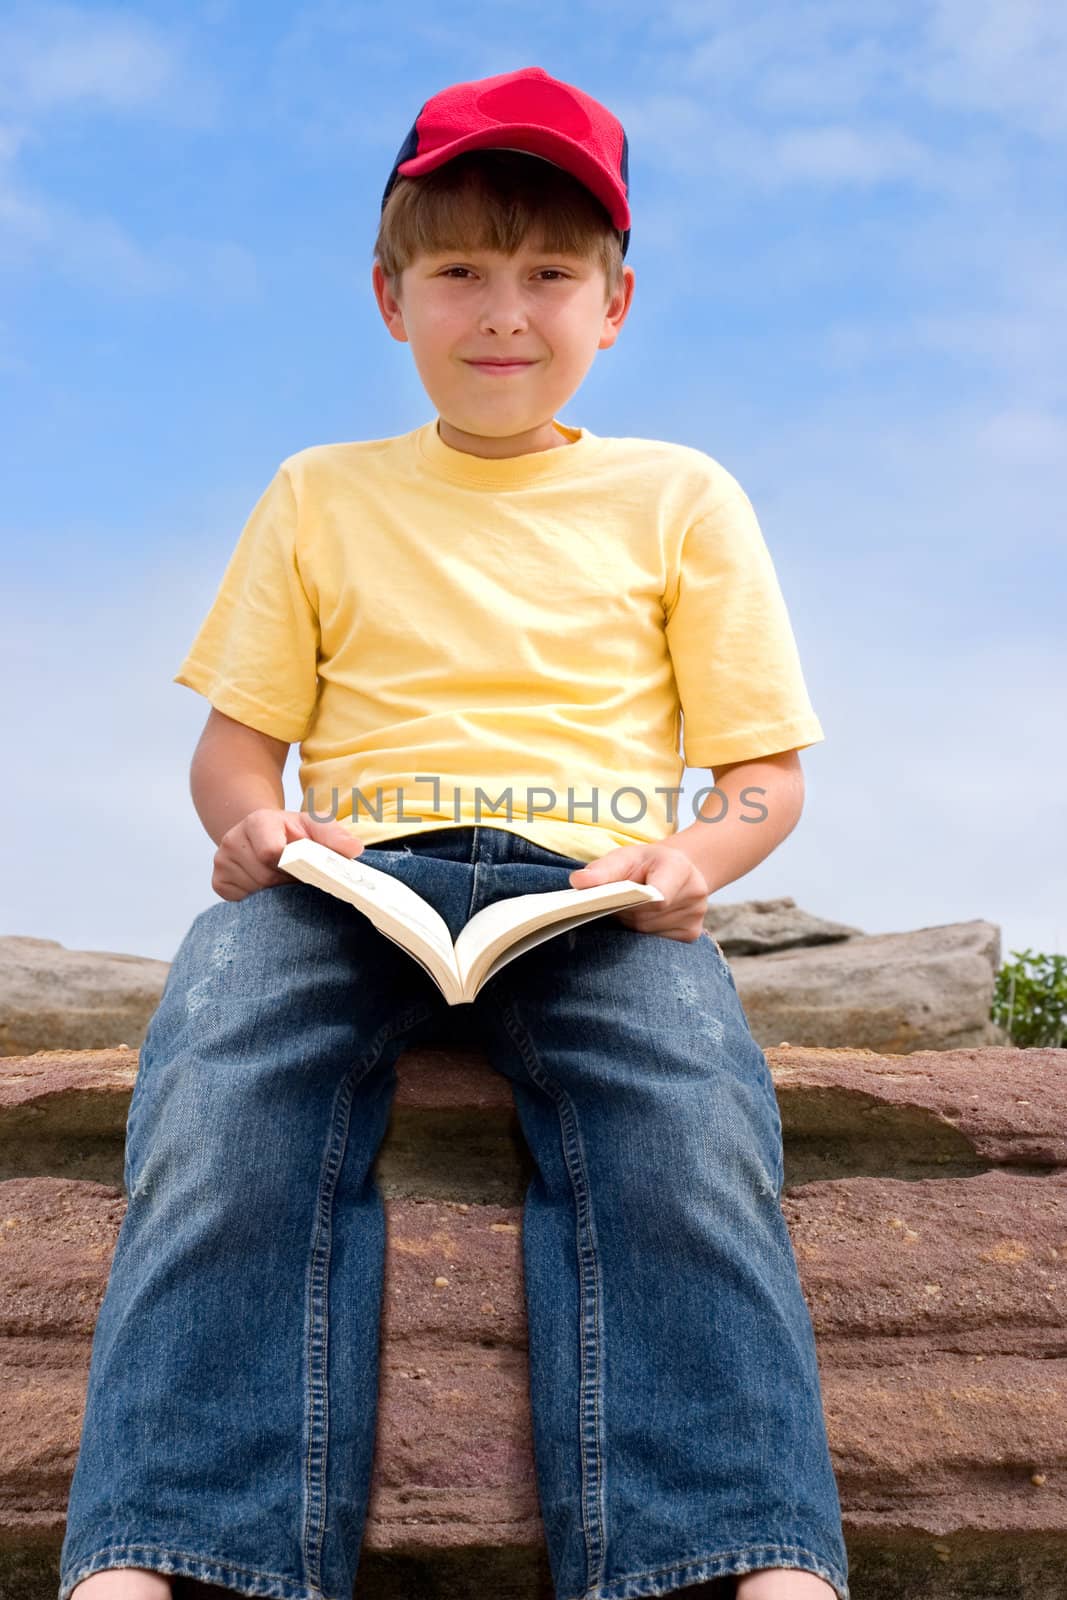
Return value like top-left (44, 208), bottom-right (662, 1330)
top-left (374, 149), bottom-right (625, 302)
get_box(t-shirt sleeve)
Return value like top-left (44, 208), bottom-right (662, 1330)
top-left (172, 464), bottom-right (320, 744)
top-left (664, 486), bottom-right (825, 768)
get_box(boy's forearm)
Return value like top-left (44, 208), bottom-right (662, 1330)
top-left (190, 733), bottom-right (287, 847)
top-left (665, 758), bottom-right (805, 897)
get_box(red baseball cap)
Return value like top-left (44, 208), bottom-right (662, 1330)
top-left (380, 66), bottom-right (631, 258)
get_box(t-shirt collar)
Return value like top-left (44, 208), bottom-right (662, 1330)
top-left (415, 415), bottom-right (599, 488)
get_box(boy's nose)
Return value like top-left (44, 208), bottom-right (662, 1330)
top-left (478, 316), bottom-right (530, 335)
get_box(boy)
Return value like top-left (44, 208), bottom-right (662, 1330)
top-left (60, 67), bottom-right (849, 1600)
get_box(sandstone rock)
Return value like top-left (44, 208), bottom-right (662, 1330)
top-left (731, 919), bottom-right (1009, 1053)
top-left (2, 1042), bottom-right (1065, 1598)
top-left (704, 895), bottom-right (864, 953)
top-left (2, 905), bottom-right (1013, 1059)
top-left (5, 1043), bottom-right (1061, 1194)
top-left (0, 936), bottom-right (168, 1058)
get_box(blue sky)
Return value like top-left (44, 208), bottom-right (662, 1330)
top-left (2, 1), bottom-right (1063, 973)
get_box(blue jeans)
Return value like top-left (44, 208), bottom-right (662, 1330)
top-left (59, 824), bottom-right (849, 1600)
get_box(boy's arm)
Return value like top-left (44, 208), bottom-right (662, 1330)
top-left (189, 707), bottom-right (290, 847)
top-left (667, 749), bottom-right (805, 897)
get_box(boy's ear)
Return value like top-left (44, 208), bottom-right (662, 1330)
top-left (599, 265), bottom-right (635, 352)
top-left (372, 262), bottom-right (409, 344)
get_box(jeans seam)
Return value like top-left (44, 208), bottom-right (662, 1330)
top-left (123, 1050), bottom-right (148, 1196)
top-left (301, 1000), bottom-right (436, 1590)
top-left (302, 1069), bottom-right (348, 1585)
top-left (562, 1539), bottom-right (849, 1600)
top-left (500, 997), bottom-right (609, 1596)
top-left (59, 1540), bottom-right (338, 1600)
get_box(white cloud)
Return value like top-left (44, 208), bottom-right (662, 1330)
top-left (0, 161), bottom-right (260, 297)
top-left (1, 13), bottom-right (171, 112)
top-left (0, 4), bottom-right (233, 294)
top-left (734, 396), bottom-right (1065, 561)
top-left (771, 123), bottom-right (931, 184)
top-left (623, 0), bottom-right (1067, 209)
top-left (975, 408), bottom-right (1067, 468)
top-left (918, 0), bottom-right (1067, 139)
top-left (887, 228), bottom-right (1067, 408)
top-left (673, 0), bottom-right (1067, 146)
top-left (0, 11), bottom-right (252, 297)
top-left (915, 310), bottom-right (1060, 372)
top-left (0, 2), bottom-right (217, 122)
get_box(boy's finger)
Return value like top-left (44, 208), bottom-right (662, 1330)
top-left (571, 849), bottom-right (635, 883)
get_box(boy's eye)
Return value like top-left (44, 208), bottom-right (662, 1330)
top-left (439, 267), bottom-right (569, 281)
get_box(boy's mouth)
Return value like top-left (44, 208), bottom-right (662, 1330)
top-left (465, 359), bottom-right (536, 374)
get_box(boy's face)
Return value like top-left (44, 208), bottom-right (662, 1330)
top-left (373, 233), bottom-right (634, 459)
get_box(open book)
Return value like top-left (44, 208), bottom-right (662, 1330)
top-left (276, 838), bottom-right (664, 1006)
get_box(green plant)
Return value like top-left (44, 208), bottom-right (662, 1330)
top-left (992, 949), bottom-right (1067, 1047)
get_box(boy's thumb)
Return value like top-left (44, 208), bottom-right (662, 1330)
top-left (303, 815), bottom-right (364, 856)
top-left (329, 825), bottom-right (364, 856)
top-left (571, 847), bottom-right (636, 885)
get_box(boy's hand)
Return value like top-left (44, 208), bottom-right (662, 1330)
top-left (569, 843), bottom-right (710, 942)
top-left (213, 808), bottom-right (364, 902)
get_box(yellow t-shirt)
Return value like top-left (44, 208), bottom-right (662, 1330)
top-left (173, 416), bottom-right (825, 864)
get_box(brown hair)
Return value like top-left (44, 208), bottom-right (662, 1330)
top-left (373, 148), bottom-right (626, 305)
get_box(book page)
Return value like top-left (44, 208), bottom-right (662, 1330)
top-left (277, 842), bottom-right (457, 973)
top-left (477, 901), bottom-right (650, 987)
top-left (455, 880), bottom-right (663, 996)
